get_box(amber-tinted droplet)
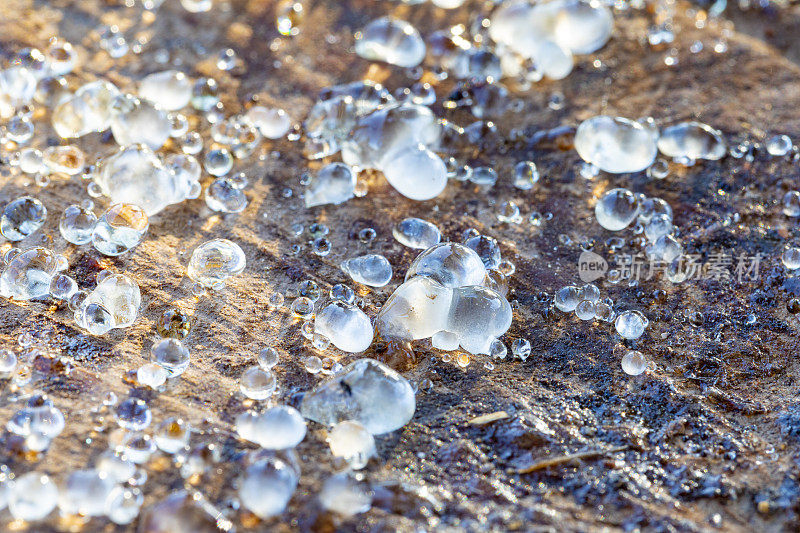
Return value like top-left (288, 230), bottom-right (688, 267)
top-left (374, 339), bottom-right (417, 371)
top-left (157, 308), bottom-right (193, 339)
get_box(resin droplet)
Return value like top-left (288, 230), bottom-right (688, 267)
top-left (300, 358), bottom-right (416, 434)
top-left (376, 276), bottom-right (453, 340)
top-left (246, 106), bottom-right (292, 139)
top-left (615, 310), bottom-right (647, 340)
top-left (342, 104), bottom-right (441, 172)
top-left (782, 248), bottom-right (800, 270)
top-left (96, 144), bottom-right (192, 216)
top-left (319, 471), bottom-right (372, 517)
top-left (240, 365), bottom-right (276, 400)
top-left (151, 338), bottom-right (191, 377)
top-left (110, 94), bottom-right (171, 150)
top-left (77, 274), bottom-right (141, 334)
top-left (58, 469), bottom-right (115, 517)
top-left (575, 116), bottom-right (658, 174)
top-left (513, 160), bottom-right (539, 190)
top-left (139, 490), bottom-right (231, 532)
top-left (236, 405), bottom-right (307, 449)
top-left (341, 254), bottom-right (393, 287)
top-left (327, 420), bottom-right (376, 469)
top-left (187, 239), bottom-right (246, 288)
top-left (51, 80), bottom-right (120, 138)
top-left (530, 0), bottom-right (613, 54)
top-left (8, 472), bottom-right (58, 521)
top-left (595, 188), bottom-right (639, 231)
top-left (1, 196), bottom-right (47, 241)
top-left (393, 217), bottom-right (441, 249)
top-left (621, 350), bottom-right (647, 375)
top-left (405, 242), bottom-right (487, 288)
top-left (238, 457), bottom-right (298, 519)
top-left (315, 301), bottom-right (374, 353)
top-left (42, 145), bottom-right (85, 175)
top-left (205, 177), bottom-right (248, 213)
top-left (139, 70), bottom-right (192, 111)
top-left (355, 18), bottom-right (426, 68)
top-left (60, 204), bottom-right (98, 245)
top-left (766, 134), bottom-right (792, 157)
top-left (0, 247), bottom-right (61, 300)
top-left (382, 144), bottom-right (448, 201)
top-left (446, 285), bottom-right (512, 354)
top-left (657, 121), bottom-right (726, 164)
top-left (305, 162), bottom-right (356, 207)
top-left (92, 203), bottom-right (149, 256)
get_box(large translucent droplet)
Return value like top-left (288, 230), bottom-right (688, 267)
top-left (187, 239), bottom-right (246, 288)
top-left (238, 456), bottom-right (299, 519)
top-left (305, 162), bottom-right (356, 207)
top-left (139, 70), bottom-right (192, 111)
top-left (405, 242), bottom-right (487, 288)
top-left (0, 247), bottom-right (61, 300)
top-left (657, 121), bottom-right (726, 164)
top-left (531, 0), bottom-right (613, 55)
top-left (355, 18), bottom-right (426, 68)
top-left (574, 116), bottom-right (658, 173)
top-left (594, 188), bottom-right (640, 231)
top-left (8, 472), bottom-right (58, 521)
top-left (382, 144), bottom-right (448, 201)
top-left (110, 95), bottom-right (171, 150)
top-left (52, 80), bottom-right (121, 138)
top-left (95, 144), bottom-right (187, 215)
top-left (375, 276), bottom-right (453, 340)
top-left (236, 406), bottom-right (307, 449)
top-left (77, 274), bottom-right (141, 334)
top-left (342, 103), bottom-right (441, 172)
top-left (446, 285), bottom-right (512, 354)
top-left (58, 469), bottom-right (115, 517)
top-left (91, 203), bottom-right (149, 256)
top-left (300, 358), bottom-right (416, 434)
top-left (315, 301), bottom-right (373, 353)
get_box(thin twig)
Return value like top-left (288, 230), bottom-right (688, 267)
top-left (467, 411), bottom-right (510, 425)
top-left (516, 446), bottom-right (628, 474)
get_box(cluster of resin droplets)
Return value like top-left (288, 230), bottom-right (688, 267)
top-left (0, 0), bottom-right (786, 529)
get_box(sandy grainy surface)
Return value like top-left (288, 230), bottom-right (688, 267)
top-left (3, 0), bottom-right (800, 531)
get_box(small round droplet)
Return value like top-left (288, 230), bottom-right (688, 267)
top-left (205, 178), bottom-right (248, 213)
top-left (258, 347), bottom-right (280, 369)
top-left (575, 300), bottom-right (596, 320)
top-left (187, 239), bottom-right (246, 288)
top-left (116, 398), bottom-right (152, 431)
top-left (615, 310), bottom-right (647, 340)
top-left (151, 338), bottom-right (191, 377)
top-left (595, 188), bottom-right (639, 231)
top-left (1, 196), bottom-right (47, 241)
top-left (204, 148), bottom-right (234, 176)
top-left (782, 248), bottom-right (800, 270)
top-left (60, 204), bottom-right (97, 245)
top-left (239, 365), bottom-right (277, 400)
top-left (156, 308), bottom-right (193, 339)
top-left (513, 160), bottom-right (539, 190)
top-left (621, 350), bottom-right (647, 376)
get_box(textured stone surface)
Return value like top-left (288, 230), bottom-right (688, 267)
top-left (1, 1), bottom-right (800, 531)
